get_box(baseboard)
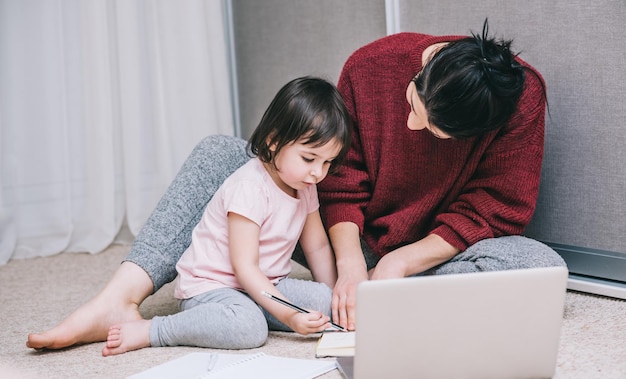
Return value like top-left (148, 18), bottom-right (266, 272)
top-left (568, 274), bottom-right (626, 300)
top-left (541, 241), bottom-right (626, 300)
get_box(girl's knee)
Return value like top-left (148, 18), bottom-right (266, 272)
top-left (241, 327), bottom-right (268, 348)
top-left (225, 320), bottom-right (268, 349)
top-left (228, 304), bottom-right (269, 348)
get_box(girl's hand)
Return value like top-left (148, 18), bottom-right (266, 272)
top-left (286, 311), bottom-right (331, 335)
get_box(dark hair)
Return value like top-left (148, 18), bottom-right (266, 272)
top-left (414, 19), bottom-right (543, 138)
top-left (247, 76), bottom-right (352, 173)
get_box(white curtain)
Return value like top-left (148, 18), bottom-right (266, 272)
top-left (0, 0), bottom-right (235, 264)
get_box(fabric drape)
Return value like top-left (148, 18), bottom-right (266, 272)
top-left (0, 0), bottom-right (235, 263)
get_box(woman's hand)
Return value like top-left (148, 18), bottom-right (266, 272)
top-left (370, 235), bottom-right (461, 280)
top-left (327, 221), bottom-right (368, 331)
top-left (332, 268), bottom-right (368, 331)
top-left (368, 251), bottom-right (409, 280)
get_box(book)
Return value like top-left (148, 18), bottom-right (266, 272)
top-left (315, 331), bottom-right (356, 358)
top-left (127, 351), bottom-right (337, 379)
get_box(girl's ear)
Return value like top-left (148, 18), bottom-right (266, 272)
top-left (266, 134), bottom-right (277, 152)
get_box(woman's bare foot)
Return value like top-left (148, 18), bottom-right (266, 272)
top-left (26, 262), bottom-right (153, 350)
top-left (102, 320), bottom-right (152, 356)
top-left (26, 294), bottom-right (143, 350)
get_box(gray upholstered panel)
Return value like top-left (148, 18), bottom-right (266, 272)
top-left (231, 0), bottom-right (386, 138)
top-left (394, 1), bottom-right (626, 278)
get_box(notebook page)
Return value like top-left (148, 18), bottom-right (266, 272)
top-left (200, 352), bottom-right (337, 379)
top-left (127, 352), bottom-right (254, 379)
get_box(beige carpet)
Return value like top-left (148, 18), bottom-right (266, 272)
top-left (1, 244), bottom-right (625, 379)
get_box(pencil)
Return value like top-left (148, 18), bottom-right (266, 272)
top-left (261, 291), bottom-right (347, 332)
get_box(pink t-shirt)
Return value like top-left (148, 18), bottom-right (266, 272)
top-left (174, 158), bottom-right (319, 299)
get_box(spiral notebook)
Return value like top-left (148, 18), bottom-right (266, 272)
top-left (127, 351), bottom-right (337, 379)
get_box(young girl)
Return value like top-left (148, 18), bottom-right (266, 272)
top-left (101, 76), bottom-right (352, 355)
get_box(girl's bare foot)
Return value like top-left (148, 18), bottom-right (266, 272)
top-left (102, 319), bottom-right (152, 356)
top-left (26, 262), bottom-right (153, 350)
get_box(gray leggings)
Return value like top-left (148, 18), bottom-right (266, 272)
top-left (150, 278), bottom-right (332, 349)
top-left (126, 136), bottom-right (566, 295)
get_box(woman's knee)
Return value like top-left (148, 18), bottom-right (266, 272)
top-left (195, 135), bottom-right (248, 164)
top-left (469, 235), bottom-right (567, 269)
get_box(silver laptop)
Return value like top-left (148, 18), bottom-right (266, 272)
top-left (338, 266), bottom-right (568, 379)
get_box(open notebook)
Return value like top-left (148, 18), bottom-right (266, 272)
top-left (127, 352), bottom-right (337, 379)
top-left (316, 331), bottom-right (355, 357)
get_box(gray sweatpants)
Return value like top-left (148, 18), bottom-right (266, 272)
top-left (150, 278), bottom-right (332, 349)
top-left (126, 135), bottom-right (566, 344)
